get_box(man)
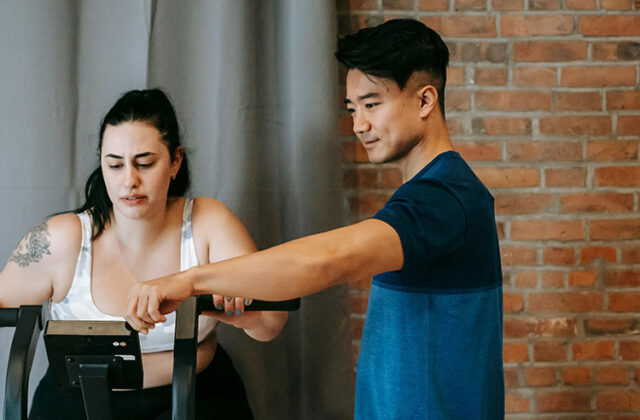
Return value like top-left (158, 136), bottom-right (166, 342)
top-left (127, 19), bottom-right (505, 419)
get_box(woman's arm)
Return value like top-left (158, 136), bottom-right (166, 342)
top-left (0, 213), bottom-right (81, 309)
top-left (192, 197), bottom-right (287, 342)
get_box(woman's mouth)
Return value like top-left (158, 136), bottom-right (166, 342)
top-left (122, 195), bottom-right (147, 205)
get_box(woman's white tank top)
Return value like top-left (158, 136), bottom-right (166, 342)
top-left (49, 198), bottom-right (216, 353)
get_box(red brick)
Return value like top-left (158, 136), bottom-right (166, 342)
top-left (607, 90), bottom-right (640, 110)
top-left (541, 271), bottom-right (565, 288)
top-left (343, 141), bottom-right (369, 163)
top-left (569, 270), bottom-right (598, 287)
top-left (525, 367), bottom-right (557, 386)
top-left (595, 167), bottom-right (640, 186)
top-left (605, 270), bottom-right (640, 287)
top-left (513, 67), bottom-right (557, 86)
top-left (618, 116), bottom-right (640, 135)
top-left (579, 15), bottom-right (640, 36)
top-left (505, 393), bottom-right (530, 413)
top-left (501, 247), bottom-right (538, 265)
top-left (504, 317), bottom-right (577, 338)
top-left (474, 167), bottom-right (539, 188)
top-left (349, 290), bottom-right (370, 313)
top-left (447, 66), bottom-right (465, 86)
top-left (591, 219), bottom-right (640, 240)
top-left (456, 42), bottom-right (508, 63)
top-left (560, 193), bottom-right (634, 213)
top-left (534, 341), bottom-right (567, 361)
top-left (597, 390), bottom-right (640, 411)
top-left (567, 0), bottom-right (597, 8)
top-left (349, 193), bottom-right (390, 216)
top-left (350, 317), bottom-right (364, 339)
top-left (587, 140), bottom-right (638, 161)
top-left (514, 41), bottom-right (587, 62)
top-left (453, 141), bottom-right (502, 161)
top-left (581, 246), bottom-right (617, 265)
top-left (501, 15), bottom-right (574, 36)
top-left (529, 292), bottom-right (603, 312)
top-left (382, 0), bottom-right (413, 8)
top-left (504, 368), bottom-right (519, 388)
top-left (492, 0), bottom-right (524, 10)
top-left (418, 0), bottom-right (449, 11)
top-left (609, 293), bottom-right (640, 312)
top-left (454, 0), bottom-right (486, 10)
top-left (572, 340), bottom-right (616, 360)
top-left (601, 0), bottom-right (633, 9)
top-left (446, 119), bottom-right (464, 137)
top-left (504, 293), bottom-right (524, 313)
top-left (343, 168), bottom-right (378, 189)
top-left (503, 341), bottom-right (529, 362)
top-left (495, 193), bottom-right (553, 215)
top-left (585, 317), bottom-right (636, 335)
top-left (555, 91), bottom-right (602, 111)
top-left (545, 168), bottom-right (586, 187)
top-left (530, 0), bottom-right (562, 9)
top-left (381, 168), bottom-right (402, 189)
top-left (593, 42), bottom-right (626, 61)
top-left (516, 270), bottom-right (539, 287)
top-left (445, 90), bottom-right (471, 112)
top-left (562, 66), bottom-right (636, 87)
top-left (511, 220), bottom-right (584, 241)
top-left (540, 116), bottom-right (611, 136)
top-left (420, 16), bottom-right (497, 37)
top-left (472, 117), bottom-right (531, 135)
top-left (620, 341), bottom-right (640, 360)
top-left (622, 247), bottom-right (640, 264)
top-left (597, 366), bottom-right (629, 385)
top-left (562, 367), bottom-right (592, 385)
top-left (476, 91), bottom-right (551, 111)
top-left (474, 67), bottom-right (507, 85)
top-left (507, 141), bottom-right (582, 161)
top-left (537, 391), bottom-right (591, 412)
top-left (543, 247), bottom-right (575, 266)
top-left (336, 0), bottom-right (378, 10)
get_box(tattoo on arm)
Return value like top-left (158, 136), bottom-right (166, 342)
top-left (9, 221), bottom-right (52, 268)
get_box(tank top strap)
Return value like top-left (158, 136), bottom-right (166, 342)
top-left (181, 198), bottom-right (200, 270)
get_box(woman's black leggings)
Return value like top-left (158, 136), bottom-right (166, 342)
top-left (28, 345), bottom-right (253, 420)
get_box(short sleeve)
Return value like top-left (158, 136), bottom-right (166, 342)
top-left (372, 179), bottom-right (465, 275)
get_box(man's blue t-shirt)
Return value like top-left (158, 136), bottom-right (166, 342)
top-left (355, 151), bottom-right (504, 419)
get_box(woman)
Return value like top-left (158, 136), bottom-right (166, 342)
top-left (0, 89), bottom-right (286, 419)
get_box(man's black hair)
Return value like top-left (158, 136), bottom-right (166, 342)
top-left (335, 19), bottom-right (449, 116)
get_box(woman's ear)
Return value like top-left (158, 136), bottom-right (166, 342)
top-left (171, 146), bottom-right (184, 178)
top-left (418, 85), bottom-right (438, 119)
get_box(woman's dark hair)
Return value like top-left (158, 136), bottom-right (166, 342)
top-left (335, 19), bottom-right (449, 116)
top-left (75, 88), bottom-right (190, 239)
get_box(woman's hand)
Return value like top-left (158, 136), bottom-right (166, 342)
top-left (205, 296), bottom-right (263, 330)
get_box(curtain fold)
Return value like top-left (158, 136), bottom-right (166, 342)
top-left (0, 1), bottom-right (354, 418)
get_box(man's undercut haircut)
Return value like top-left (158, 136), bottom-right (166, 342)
top-left (335, 19), bottom-right (450, 116)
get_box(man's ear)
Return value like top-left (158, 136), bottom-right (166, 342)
top-left (418, 85), bottom-right (439, 119)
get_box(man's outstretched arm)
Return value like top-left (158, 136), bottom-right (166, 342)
top-left (126, 219), bottom-right (403, 333)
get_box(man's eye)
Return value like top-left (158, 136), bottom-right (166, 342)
top-left (347, 108), bottom-right (355, 115)
top-left (365, 103), bottom-right (379, 109)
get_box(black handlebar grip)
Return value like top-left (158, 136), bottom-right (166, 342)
top-left (196, 295), bottom-right (300, 313)
top-left (0, 308), bottom-right (19, 327)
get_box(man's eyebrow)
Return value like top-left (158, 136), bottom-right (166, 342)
top-left (344, 92), bottom-right (381, 104)
top-left (105, 152), bottom-right (157, 159)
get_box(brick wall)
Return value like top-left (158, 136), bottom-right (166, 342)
top-left (337, 0), bottom-right (640, 417)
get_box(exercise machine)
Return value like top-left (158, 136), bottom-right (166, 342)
top-left (1, 297), bottom-right (299, 420)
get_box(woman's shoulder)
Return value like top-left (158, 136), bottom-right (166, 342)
top-left (190, 196), bottom-right (236, 225)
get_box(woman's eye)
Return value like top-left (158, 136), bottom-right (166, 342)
top-left (108, 165), bottom-right (122, 169)
top-left (137, 163), bottom-right (153, 169)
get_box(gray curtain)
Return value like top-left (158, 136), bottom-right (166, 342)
top-left (0, 1), bottom-right (354, 419)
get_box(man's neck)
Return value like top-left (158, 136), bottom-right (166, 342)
top-left (398, 119), bottom-right (453, 183)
